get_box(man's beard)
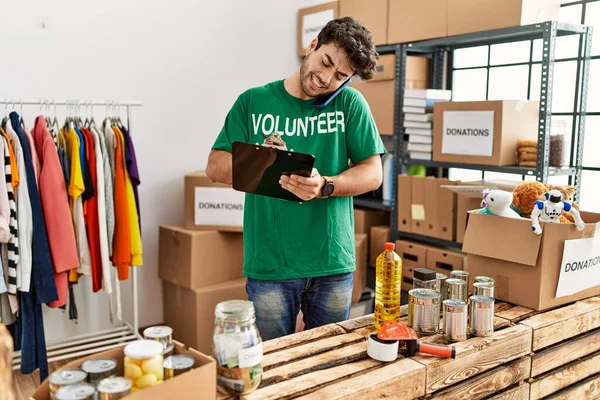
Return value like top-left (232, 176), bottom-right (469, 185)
top-left (299, 56), bottom-right (313, 98)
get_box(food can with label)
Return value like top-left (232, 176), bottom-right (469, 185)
top-left (81, 358), bottom-right (117, 386)
top-left (49, 369), bottom-right (88, 400)
top-left (96, 377), bottom-right (132, 400)
top-left (470, 295), bottom-right (495, 337)
top-left (164, 354), bottom-right (195, 380)
top-left (55, 383), bottom-right (96, 400)
top-left (442, 299), bottom-right (468, 342)
top-left (408, 289), bottom-right (441, 334)
top-left (213, 300), bottom-right (263, 396)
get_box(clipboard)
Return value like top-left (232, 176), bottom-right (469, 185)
top-left (232, 141), bottom-right (316, 202)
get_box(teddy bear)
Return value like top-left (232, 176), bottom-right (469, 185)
top-left (511, 181), bottom-right (579, 223)
top-left (477, 189), bottom-right (522, 218)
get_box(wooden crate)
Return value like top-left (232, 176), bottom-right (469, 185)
top-left (519, 296), bottom-right (600, 399)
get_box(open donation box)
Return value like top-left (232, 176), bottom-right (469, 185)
top-left (462, 211), bottom-right (600, 311)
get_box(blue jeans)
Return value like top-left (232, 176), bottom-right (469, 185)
top-left (246, 272), bottom-right (353, 341)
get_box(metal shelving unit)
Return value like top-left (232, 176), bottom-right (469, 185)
top-left (362, 21), bottom-right (593, 248)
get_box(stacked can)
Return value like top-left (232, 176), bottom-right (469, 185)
top-left (164, 354), bottom-right (196, 380)
top-left (408, 289), bottom-right (441, 334)
top-left (49, 369), bottom-right (88, 400)
top-left (96, 377), bottom-right (132, 399)
top-left (470, 295), bottom-right (495, 337)
top-left (55, 383), bottom-right (96, 400)
top-left (143, 325), bottom-right (175, 356)
top-left (442, 299), bottom-right (468, 342)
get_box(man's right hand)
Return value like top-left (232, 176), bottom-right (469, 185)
top-left (206, 149), bottom-right (233, 185)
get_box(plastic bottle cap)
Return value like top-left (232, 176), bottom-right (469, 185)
top-left (384, 242), bottom-right (395, 251)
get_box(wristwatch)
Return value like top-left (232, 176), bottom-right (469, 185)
top-left (321, 177), bottom-right (335, 198)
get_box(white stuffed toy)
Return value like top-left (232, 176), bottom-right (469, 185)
top-left (477, 189), bottom-right (522, 218)
top-left (531, 189), bottom-right (585, 235)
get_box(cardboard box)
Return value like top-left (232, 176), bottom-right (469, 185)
top-left (353, 233), bottom-right (368, 303)
top-left (354, 208), bottom-right (390, 235)
top-left (433, 100), bottom-right (539, 166)
top-left (163, 278), bottom-right (248, 355)
top-left (463, 211), bottom-right (600, 310)
top-left (388, 0), bottom-right (448, 43)
top-left (444, 180), bottom-right (520, 243)
top-left (298, 1), bottom-right (339, 56)
top-left (33, 342), bottom-right (216, 400)
top-left (410, 176), bottom-right (427, 235)
top-left (447, 0), bottom-right (560, 36)
top-left (339, 0), bottom-right (389, 45)
top-left (370, 226), bottom-right (391, 267)
top-left (159, 225), bottom-right (243, 289)
top-left (424, 178), bottom-right (457, 241)
top-left (426, 247), bottom-right (466, 275)
top-left (184, 171), bottom-right (244, 232)
top-left (397, 175), bottom-right (412, 232)
top-left (396, 240), bottom-right (428, 281)
top-left (350, 54), bottom-right (430, 135)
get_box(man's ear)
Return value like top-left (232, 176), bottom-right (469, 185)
top-left (306, 38), bottom-right (318, 55)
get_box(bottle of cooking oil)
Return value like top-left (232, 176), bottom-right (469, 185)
top-left (374, 242), bottom-right (403, 331)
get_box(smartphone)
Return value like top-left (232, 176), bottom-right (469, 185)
top-left (311, 77), bottom-right (352, 109)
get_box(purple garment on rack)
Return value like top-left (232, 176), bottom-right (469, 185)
top-left (120, 125), bottom-right (141, 231)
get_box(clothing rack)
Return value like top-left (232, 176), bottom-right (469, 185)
top-left (0, 98), bottom-right (143, 370)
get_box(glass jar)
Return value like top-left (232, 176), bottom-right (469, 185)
top-left (213, 300), bottom-right (263, 396)
top-left (124, 340), bottom-right (164, 393)
top-left (413, 268), bottom-right (437, 290)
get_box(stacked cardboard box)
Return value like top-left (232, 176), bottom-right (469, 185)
top-left (160, 171), bottom-right (247, 355)
top-left (404, 89), bottom-right (452, 161)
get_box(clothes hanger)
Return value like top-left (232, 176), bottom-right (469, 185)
top-left (19, 98), bottom-right (25, 129)
top-left (1, 98), bottom-right (9, 130)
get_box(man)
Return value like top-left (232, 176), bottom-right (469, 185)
top-left (206, 17), bottom-right (385, 341)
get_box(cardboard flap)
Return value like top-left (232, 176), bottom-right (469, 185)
top-left (462, 212), bottom-right (541, 266)
top-left (442, 185), bottom-right (498, 199)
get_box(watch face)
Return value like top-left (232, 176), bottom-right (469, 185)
top-left (323, 182), bottom-right (334, 196)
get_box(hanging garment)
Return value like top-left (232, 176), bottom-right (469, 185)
top-left (113, 126), bottom-right (142, 267)
top-left (3, 124), bottom-right (32, 293)
top-left (0, 134), bottom-right (18, 314)
top-left (89, 128), bottom-right (112, 294)
top-left (9, 112), bottom-right (57, 304)
top-left (62, 125), bottom-right (91, 277)
top-left (23, 127), bottom-right (40, 185)
top-left (120, 126), bottom-right (141, 231)
top-left (81, 128), bottom-right (102, 292)
top-left (109, 124), bottom-right (131, 279)
top-left (94, 126), bottom-right (114, 255)
top-left (0, 137), bottom-right (13, 244)
top-left (0, 129), bottom-right (19, 193)
top-left (32, 116), bottom-right (80, 308)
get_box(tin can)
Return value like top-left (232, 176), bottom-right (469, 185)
top-left (436, 273), bottom-right (448, 311)
top-left (474, 276), bottom-right (495, 285)
top-left (81, 358), bottom-right (117, 386)
top-left (143, 325), bottom-right (173, 352)
top-left (164, 354), bottom-right (196, 380)
top-left (55, 383), bottom-right (96, 400)
top-left (474, 282), bottom-right (495, 298)
top-left (470, 295), bottom-right (495, 337)
top-left (163, 343), bottom-right (175, 357)
top-left (442, 299), bottom-right (468, 342)
top-left (450, 270), bottom-right (470, 289)
top-left (96, 377), bottom-right (132, 400)
top-left (49, 369), bottom-right (88, 400)
top-left (445, 278), bottom-right (467, 303)
top-left (408, 289), bottom-right (441, 334)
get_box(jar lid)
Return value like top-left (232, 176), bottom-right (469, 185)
top-left (413, 268), bottom-right (436, 281)
top-left (124, 340), bottom-right (164, 359)
top-left (215, 300), bottom-right (255, 322)
top-left (97, 377), bottom-right (132, 394)
top-left (49, 369), bottom-right (87, 385)
top-left (143, 325), bottom-right (173, 339)
top-left (55, 383), bottom-right (96, 399)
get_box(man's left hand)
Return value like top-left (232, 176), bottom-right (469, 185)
top-left (280, 168), bottom-right (324, 201)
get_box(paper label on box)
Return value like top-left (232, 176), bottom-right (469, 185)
top-left (302, 9), bottom-right (334, 48)
top-left (238, 342), bottom-right (263, 368)
top-left (555, 238), bottom-right (600, 298)
top-left (412, 204), bottom-right (425, 220)
top-left (442, 111), bottom-right (494, 157)
top-left (194, 187), bottom-right (244, 227)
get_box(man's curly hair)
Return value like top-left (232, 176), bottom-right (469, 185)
top-left (315, 17), bottom-right (379, 81)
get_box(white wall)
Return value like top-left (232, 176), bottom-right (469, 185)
top-left (1, 0), bottom-right (320, 341)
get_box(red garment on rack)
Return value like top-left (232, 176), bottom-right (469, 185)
top-left (31, 116), bottom-right (79, 308)
top-left (82, 128), bottom-right (103, 292)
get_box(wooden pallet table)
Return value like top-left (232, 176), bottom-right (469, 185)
top-left (216, 296), bottom-right (600, 400)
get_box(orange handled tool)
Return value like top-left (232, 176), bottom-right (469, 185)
top-left (378, 321), bottom-right (456, 359)
top-left (406, 341), bottom-right (455, 359)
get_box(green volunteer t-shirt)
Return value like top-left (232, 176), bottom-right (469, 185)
top-left (212, 79), bottom-right (386, 280)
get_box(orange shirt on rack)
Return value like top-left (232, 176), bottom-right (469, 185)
top-left (113, 126), bottom-right (143, 267)
top-left (111, 125), bottom-right (131, 280)
top-left (0, 128), bottom-right (19, 192)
